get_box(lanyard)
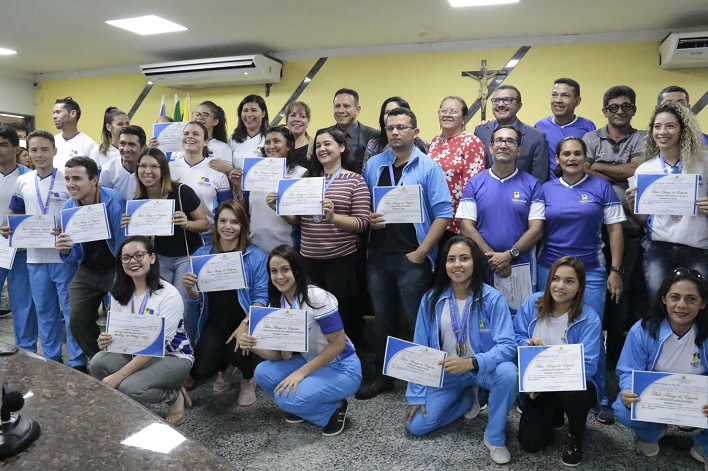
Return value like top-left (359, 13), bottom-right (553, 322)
top-left (131, 289), bottom-right (151, 314)
top-left (35, 169), bottom-right (57, 215)
top-left (658, 153), bottom-right (682, 174)
top-left (449, 294), bottom-right (474, 357)
top-left (388, 163), bottom-right (407, 187)
top-left (281, 294), bottom-right (298, 310)
top-left (324, 167), bottom-right (343, 195)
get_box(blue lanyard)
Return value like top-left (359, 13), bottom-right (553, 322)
top-left (281, 294), bottom-right (298, 310)
top-left (388, 163), bottom-right (407, 187)
top-left (35, 169), bottom-right (57, 215)
top-left (658, 153), bottom-right (682, 174)
top-left (449, 294), bottom-right (474, 357)
top-left (324, 167), bottom-right (343, 195)
top-left (131, 289), bottom-right (152, 314)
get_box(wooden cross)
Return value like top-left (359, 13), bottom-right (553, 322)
top-left (462, 60), bottom-right (507, 121)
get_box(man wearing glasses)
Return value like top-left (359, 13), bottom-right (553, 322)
top-left (474, 85), bottom-right (550, 182)
top-left (99, 126), bottom-right (146, 200)
top-left (582, 85), bottom-right (647, 369)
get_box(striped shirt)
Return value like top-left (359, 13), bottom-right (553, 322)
top-left (300, 172), bottom-right (370, 259)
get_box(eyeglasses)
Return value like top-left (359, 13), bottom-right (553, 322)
top-left (192, 111), bottom-right (212, 119)
top-left (384, 124), bottom-right (416, 132)
top-left (438, 109), bottom-right (461, 116)
top-left (120, 251), bottom-right (150, 264)
top-left (671, 267), bottom-right (704, 279)
top-left (491, 97), bottom-right (519, 105)
top-left (137, 163), bottom-right (160, 170)
top-left (605, 103), bottom-right (634, 114)
top-left (491, 137), bottom-right (519, 148)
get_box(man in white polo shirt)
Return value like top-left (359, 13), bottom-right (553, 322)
top-left (53, 97), bottom-right (97, 169)
top-left (99, 125), bottom-right (146, 200)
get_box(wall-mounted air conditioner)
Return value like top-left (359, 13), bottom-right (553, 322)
top-left (660, 31), bottom-right (708, 69)
top-left (140, 54), bottom-right (282, 88)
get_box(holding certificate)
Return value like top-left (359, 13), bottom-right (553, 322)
top-left (125, 199), bottom-right (175, 236)
top-left (249, 306), bottom-right (308, 353)
top-left (373, 185), bottom-right (424, 224)
top-left (513, 257), bottom-right (602, 466)
top-left (404, 236), bottom-right (517, 465)
top-left (89, 236), bottom-right (194, 427)
top-left (275, 176), bottom-right (325, 216)
top-left (613, 268), bottom-right (708, 464)
top-left (7, 214), bottom-right (56, 248)
top-left (242, 157), bottom-right (286, 192)
top-left (61, 203), bottom-right (111, 243)
top-left (154, 121), bottom-right (187, 153)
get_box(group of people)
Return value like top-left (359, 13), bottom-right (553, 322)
top-left (0, 79), bottom-right (706, 466)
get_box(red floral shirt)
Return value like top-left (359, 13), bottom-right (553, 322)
top-left (429, 131), bottom-right (486, 233)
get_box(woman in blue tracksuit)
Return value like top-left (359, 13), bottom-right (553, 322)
top-left (613, 268), bottom-right (708, 464)
top-left (513, 256), bottom-right (602, 467)
top-left (181, 200), bottom-right (268, 405)
top-left (405, 235), bottom-right (517, 465)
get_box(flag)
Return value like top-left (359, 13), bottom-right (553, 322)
top-left (159, 94), bottom-right (165, 117)
top-left (173, 93), bottom-right (181, 122)
top-left (181, 93), bottom-right (191, 122)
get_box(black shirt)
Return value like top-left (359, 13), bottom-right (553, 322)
top-left (206, 288), bottom-right (246, 331)
top-left (368, 160), bottom-right (419, 253)
top-left (290, 144), bottom-right (310, 170)
top-left (152, 184), bottom-right (204, 257)
top-left (82, 239), bottom-right (115, 272)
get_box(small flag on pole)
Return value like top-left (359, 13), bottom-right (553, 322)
top-left (159, 95), bottom-right (166, 117)
top-left (182, 93), bottom-right (191, 122)
top-left (173, 94), bottom-right (181, 122)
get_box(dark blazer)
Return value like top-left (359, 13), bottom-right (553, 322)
top-left (474, 118), bottom-right (549, 183)
top-left (326, 122), bottom-right (379, 174)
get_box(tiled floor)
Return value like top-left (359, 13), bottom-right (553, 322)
top-left (0, 292), bottom-right (702, 470)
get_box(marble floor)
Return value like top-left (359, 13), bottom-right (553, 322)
top-left (0, 293), bottom-right (702, 470)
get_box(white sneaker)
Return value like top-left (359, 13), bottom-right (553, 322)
top-left (690, 442), bottom-right (708, 470)
top-left (484, 436), bottom-right (511, 464)
top-left (464, 386), bottom-right (481, 420)
top-left (238, 378), bottom-right (257, 406)
top-left (636, 424), bottom-right (667, 457)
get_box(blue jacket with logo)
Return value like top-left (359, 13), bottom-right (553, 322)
top-left (406, 283), bottom-right (516, 405)
top-left (513, 292), bottom-right (603, 403)
top-left (363, 147), bottom-right (453, 268)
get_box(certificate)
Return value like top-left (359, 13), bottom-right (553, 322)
top-left (242, 157), bottom-right (286, 192)
top-left (634, 173), bottom-right (705, 216)
top-left (631, 371), bottom-right (708, 428)
top-left (105, 310), bottom-right (165, 357)
top-left (276, 177), bottom-right (325, 216)
top-left (0, 236), bottom-right (16, 270)
top-left (518, 344), bottom-right (586, 393)
top-left (373, 185), bottom-right (424, 224)
top-left (191, 251), bottom-right (247, 292)
top-left (7, 214), bottom-right (57, 248)
top-left (153, 122), bottom-right (187, 153)
top-left (61, 204), bottom-right (111, 243)
top-left (125, 199), bottom-right (175, 237)
top-left (248, 306), bottom-right (308, 352)
top-left (494, 263), bottom-right (533, 312)
top-left (383, 337), bottom-right (446, 388)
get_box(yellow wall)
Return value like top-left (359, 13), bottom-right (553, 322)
top-left (35, 40), bottom-right (708, 144)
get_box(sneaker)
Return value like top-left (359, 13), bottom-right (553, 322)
top-left (322, 399), bottom-right (348, 436)
top-left (561, 434), bottom-right (582, 467)
top-left (596, 405), bottom-right (615, 425)
top-left (285, 413), bottom-right (305, 424)
top-left (213, 369), bottom-right (233, 393)
top-left (355, 376), bottom-right (394, 400)
top-left (636, 424), bottom-right (667, 457)
top-left (690, 442), bottom-right (708, 470)
top-left (464, 386), bottom-right (481, 420)
top-left (237, 378), bottom-right (257, 406)
top-left (484, 436), bottom-right (511, 464)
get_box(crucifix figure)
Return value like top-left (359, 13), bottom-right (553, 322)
top-left (462, 60), bottom-right (507, 120)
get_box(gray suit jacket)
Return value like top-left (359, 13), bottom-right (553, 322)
top-left (474, 118), bottom-right (549, 183)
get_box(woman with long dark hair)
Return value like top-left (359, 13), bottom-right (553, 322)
top-left (405, 235), bottom-right (517, 465)
top-left (612, 268), bottom-right (708, 463)
top-left (182, 200), bottom-right (268, 405)
top-left (89, 236), bottom-right (194, 426)
top-left (90, 106), bottom-right (129, 169)
top-left (273, 128), bottom-right (370, 346)
top-left (239, 245), bottom-right (362, 436)
top-left (513, 256), bottom-right (602, 466)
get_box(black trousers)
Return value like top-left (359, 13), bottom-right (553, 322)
top-left (517, 381), bottom-right (597, 452)
top-left (190, 324), bottom-right (256, 381)
top-left (303, 252), bottom-right (363, 347)
top-left (68, 265), bottom-right (115, 359)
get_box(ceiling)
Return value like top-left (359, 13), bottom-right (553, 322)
top-left (1, 0), bottom-right (708, 75)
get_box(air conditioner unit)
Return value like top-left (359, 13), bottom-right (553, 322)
top-left (140, 54), bottom-right (282, 88)
top-left (659, 31), bottom-right (708, 69)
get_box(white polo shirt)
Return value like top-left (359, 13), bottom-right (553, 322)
top-left (99, 159), bottom-right (136, 201)
top-left (54, 132), bottom-right (97, 170)
top-left (169, 157), bottom-right (231, 227)
top-left (228, 133), bottom-right (264, 169)
top-left (89, 145), bottom-right (120, 170)
top-left (170, 138), bottom-right (232, 164)
top-left (654, 328), bottom-right (705, 375)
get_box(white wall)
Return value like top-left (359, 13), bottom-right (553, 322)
top-left (0, 68), bottom-right (36, 116)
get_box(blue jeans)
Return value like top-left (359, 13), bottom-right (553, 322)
top-left (538, 264), bottom-right (609, 406)
top-left (367, 251), bottom-right (434, 370)
top-left (643, 240), bottom-right (708, 304)
top-left (157, 255), bottom-right (197, 342)
top-left (0, 250), bottom-right (37, 352)
top-left (254, 354), bottom-right (362, 426)
top-left (407, 361), bottom-right (518, 447)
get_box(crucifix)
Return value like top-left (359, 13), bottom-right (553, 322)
top-left (462, 60), bottom-right (507, 121)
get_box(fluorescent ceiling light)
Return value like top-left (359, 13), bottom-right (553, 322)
top-left (449, 0), bottom-right (519, 6)
top-left (0, 113), bottom-right (25, 119)
top-left (0, 48), bottom-right (17, 55)
top-left (106, 15), bottom-right (187, 36)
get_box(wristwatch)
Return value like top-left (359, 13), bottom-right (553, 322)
top-left (470, 356), bottom-right (479, 371)
top-left (610, 266), bottom-right (624, 275)
top-left (509, 247), bottom-right (520, 259)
